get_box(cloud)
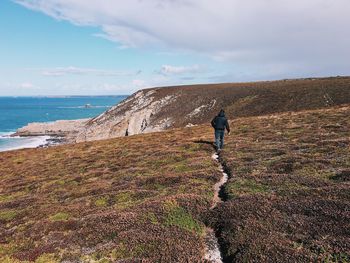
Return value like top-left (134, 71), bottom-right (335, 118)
top-left (159, 65), bottom-right (204, 75)
top-left (132, 79), bottom-right (148, 88)
top-left (41, 66), bottom-right (141, 77)
top-left (14, 0), bottom-right (350, 77)
top-left (1, 82), bottom-right (42, 96)
top-left (49, 82), bottom-right (136, 95)
top-left (20, 82), bottom-right (36, 88)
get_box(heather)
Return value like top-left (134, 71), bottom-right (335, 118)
top-left (1, 105), bottom-right (349, 262)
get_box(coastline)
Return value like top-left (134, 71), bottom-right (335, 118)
top-left (13, 118), bottom-right (90, 137)
top-left (0, 118), bottom-right (90, 152)
top-left (0, 95), bottom-right (127, 153)
top-left (0, 133), bottom-right (52, 152)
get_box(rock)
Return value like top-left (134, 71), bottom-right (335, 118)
top-left (13, 119), bottom-right (90, 142)
top-left (74, 90), bottom-right (178, 142)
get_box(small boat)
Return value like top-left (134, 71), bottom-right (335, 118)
top-left (84, 104), bottom-right (92, 108)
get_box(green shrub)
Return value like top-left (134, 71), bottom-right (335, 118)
top-left (95, 197), bottom-right (109, 207)
top-left (35, 254), bottom-right (59, 263)
top-left (227, 178), bottom-right (269, 198)
top-left (0, 210), bottom-right (17, 221)
top-left (49, 212), bottom-right (70, 221)
top-left (163, 200), bottom-right (202, 234)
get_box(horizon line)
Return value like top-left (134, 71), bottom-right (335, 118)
top-left (0, 95), bottom-right (130, 98)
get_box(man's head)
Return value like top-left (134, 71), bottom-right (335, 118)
top-left (218, 109), bottom-right (225, 117)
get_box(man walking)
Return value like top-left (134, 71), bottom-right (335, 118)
top-left (211, 109), bottom-right (230, 152)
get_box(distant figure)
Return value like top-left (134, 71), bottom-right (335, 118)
top-left (125, 121), bottom-right (129, 136)
top-left (211, 109), bottom-right (230, 152)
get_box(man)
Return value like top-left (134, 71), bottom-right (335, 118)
top-left (211, 109), bottom-right (230, 152)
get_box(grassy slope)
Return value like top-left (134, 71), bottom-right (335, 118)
top-left (150, 76), bottom-right (350, 128)
top-left (209, 105), bottom-right (350, 262)
top-left (85, 77), bottom-right (350, 136)
top-left (0, 127), bottom-right (220, 262)
top-left (1, 105), bottom-right (349, 262)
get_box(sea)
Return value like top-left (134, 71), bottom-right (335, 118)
top-left (0, 96), bottom-right (127, 152)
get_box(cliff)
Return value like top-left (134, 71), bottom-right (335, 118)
top-left (74, 76), bottom-right (350, 142)
top-left (14, 119), bottom-right (90, 141)
top-left (14, 76), bottom-right (350, 143)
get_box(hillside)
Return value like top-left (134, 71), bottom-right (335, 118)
top-left (1, 104), bottom-right (349, 262)
top-left (209, 105), bottom-right (350, 262)
top-left (0, 125), bottom-right (219, 262)
top-left (75, 76), bottom-right (350, 142)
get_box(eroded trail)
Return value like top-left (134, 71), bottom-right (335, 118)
top-left (203, 153), bottom-right (229, 263)
top-left (210, 153), bottom-right (229, 209)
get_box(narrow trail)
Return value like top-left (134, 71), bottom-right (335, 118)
top-left (203, 152), bottom-right (230, 263)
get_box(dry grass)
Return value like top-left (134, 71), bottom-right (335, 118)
top-left (207, 105), bottom-right (350, 262)
top-left (0, 127), bottom-right (220, 262)
top-left (1, 104), bottom-right (349, 262)
top-left (146, 76), bottom-right (350, 128)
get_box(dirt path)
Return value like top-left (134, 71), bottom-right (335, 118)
top-left (203, 153), bottom-right (229, 262)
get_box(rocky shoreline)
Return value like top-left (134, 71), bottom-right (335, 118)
top-left (37, 135), bottom-right (66, 148)
top-left (13, 119), bottom-right (90, 145)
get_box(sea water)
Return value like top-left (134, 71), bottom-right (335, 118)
top-left (0, 96), bottom-right (127, 152)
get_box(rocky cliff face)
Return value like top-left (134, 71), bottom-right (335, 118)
top-left (75, 89), bottom-right (178, 142)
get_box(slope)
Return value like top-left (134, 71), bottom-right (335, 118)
top-left (1, 104), bottom-right (349, 262)
top-left (76, 76), bottom-right (350, 142)
top-left (209, 105), bottom-right (350, 262)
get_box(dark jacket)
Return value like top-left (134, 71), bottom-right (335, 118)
top-left (211, 110), bottom-right (230, 132)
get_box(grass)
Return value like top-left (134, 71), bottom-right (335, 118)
top-left (49, 212), bottom-right (70, 221)
top-left (0, 104), bottom-right (349, 262)
top-left (33, 254), bottom-right (58, 263)
top-left (94, 197), bottom-right (108, 207)
top-left (143, 212), bottom-right (159, 225)
top-left (0, 210), bottom-right (17, 221)
top-left (163, 200), bottom-right (203, 234)
top-left (0, 124), bottom-right (218, 262)
top-left (208, 105), bottom-right (350, 262)
top-left (113, 191), bottom-right (137, 209)
top-left (225, 178), bottom-right (269, 198)
top-left (0, 254), bottom-right (58, 263)
top-left (0, 195), bottom-right (14, 203)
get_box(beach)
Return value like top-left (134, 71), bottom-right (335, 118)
top-left (0, 96), bottom-right (127, 152)
top-left (0, 132), bottom-right (51, 152)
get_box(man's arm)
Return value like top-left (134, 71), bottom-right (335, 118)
top-left (226, 119), bottom-right (230, 134)
top-left (211, 117), bottom-right (217, 128)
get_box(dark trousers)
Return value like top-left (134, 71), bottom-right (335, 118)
top-left (215, 130), bottom-right (225, 150)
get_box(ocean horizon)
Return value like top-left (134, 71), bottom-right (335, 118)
top-left (0, 95), bottom-right (127, 152)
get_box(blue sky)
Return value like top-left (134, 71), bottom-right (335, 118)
top-left (0, 0), bottom-right (349, 96)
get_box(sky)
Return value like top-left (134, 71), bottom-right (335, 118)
top-left (0, 0), bottom-right (349, 96)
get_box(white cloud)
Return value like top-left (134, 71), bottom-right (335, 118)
top-left (0, 82), bottom-right (40, 96)
top-left (41, 66), bottom-right (141, 77)
top-left (50, 82), bottom-right (135, 95)
top-left (20, 82), bottom-right (36, 88)
top-left (14, 0), bottom-right (350, 77)
top-left (160, 65), bottom-right (204, 75)
top-left (132, 79), bottom-right (148, 88)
